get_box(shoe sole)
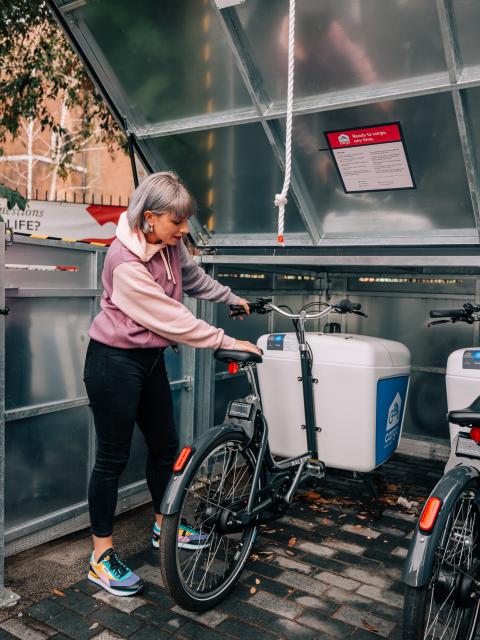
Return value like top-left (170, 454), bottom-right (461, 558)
top-left (88, 570), bottom-right (143, 597)
top-left (152, 538), bottom-right (210, 551)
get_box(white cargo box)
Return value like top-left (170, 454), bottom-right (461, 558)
top-left (446, 348), bottom-right (480, 444)
top-left (256, 333), bottom-right (411, 472)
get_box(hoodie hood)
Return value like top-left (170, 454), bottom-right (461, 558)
top-left (115, 211), bottom-right (176, 284)
top-left (116, 211), bottom-right (166, 262)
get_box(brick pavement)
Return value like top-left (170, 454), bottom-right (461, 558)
top-left (0, 453), bottom-right (444, 640)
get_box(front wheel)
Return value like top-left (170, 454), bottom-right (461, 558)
top-left (160, 430), bottom-right (262, 611)
top-left (403, 479), bottom-right (480, 640)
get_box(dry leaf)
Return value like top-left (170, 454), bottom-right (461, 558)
top-left (356, 515), bottom-right (367, 520)
top-left (263, 529), bottom-right (276, 534)
top-left (250, 553), bottom-right (259, 561)
top-left (361, 618), bottom-right (379, 633)
top-left (338, 514), bottom-right (347, 519)
top-left (53, 588), bottom-right (65, 597)
top-left (288, 537), bottom-right (297, 547)
top-left (255, 578), bottom-right (261, 585)
top-left (249, 587), bottom-right (257, 594)
top-left (89, 623), bottom-right (99, 631)
top-left (285, 549), bottom-right (295, 556)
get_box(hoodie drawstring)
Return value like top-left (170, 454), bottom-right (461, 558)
top-left (160, 247), bottom-right (176, 285)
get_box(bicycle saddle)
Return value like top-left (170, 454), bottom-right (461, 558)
top-left (214, 349), bottom-right (263, 364)
top-left (449, 395), bottom-right (480, 428)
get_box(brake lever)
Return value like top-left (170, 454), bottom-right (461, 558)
top-left (427, 319), bottom-right (452, 327)
top-left (353, 311), bottom-right (368, 318)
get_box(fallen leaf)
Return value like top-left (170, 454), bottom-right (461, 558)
top-left (288, 537), bottom-right (297, 547)
top-left (362, 619), bottom-right (379, 633)
top-left (250, 587), bottom-right (257, 594)
top-left (255, 578), bottom-right (261, 585)
top-left (89, 623), bottom-right (99, 631)
top-left (263, 529), bottom-right (276, 534)
top-left (53, 589), bottom-right (65, 597)
top-left (356, 515), bottom-right (367, 520)
top-left (250, 554), bottom-right (259, 561)
top-left (285, 549), bottom-right (295, 556)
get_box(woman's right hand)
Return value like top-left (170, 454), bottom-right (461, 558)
top-left (233, 339), bottom-right (263, 355)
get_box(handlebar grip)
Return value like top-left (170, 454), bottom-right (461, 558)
top-left (429, 308), bottom-right (465, 319)
top-left (334, 299), bottom-right (362, 313)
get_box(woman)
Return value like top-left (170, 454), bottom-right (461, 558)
top-left (83, 172), bottom-right (260, 596)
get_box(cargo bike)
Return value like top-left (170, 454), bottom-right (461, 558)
top-left (159, 297), bottom-right (411, 611)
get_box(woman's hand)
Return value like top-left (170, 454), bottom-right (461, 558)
top-left (230, 298), bottom-right (250, 320)
top-left (233, 339), bottom-right (262, 356)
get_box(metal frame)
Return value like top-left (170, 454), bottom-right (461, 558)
top-left (50, 0), bottom-right (480, 248)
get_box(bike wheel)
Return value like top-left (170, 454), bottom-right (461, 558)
top-left (160, 430), bottom-right (262, 611)
top-left (403, 479), bottom-right (480, 640)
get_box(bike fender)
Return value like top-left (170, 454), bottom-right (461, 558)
top-left (403, 464), bottom-right (480, 587)
top-left (160, 424), bottom-right (247, 516)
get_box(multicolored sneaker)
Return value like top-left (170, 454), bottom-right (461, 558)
top-left (152, 522), bottom-right (210, 551)
top-left (88, 548), bottom-right (144, 597)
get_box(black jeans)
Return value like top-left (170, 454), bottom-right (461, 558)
top-left (84, 339), bottom-right (178, 537)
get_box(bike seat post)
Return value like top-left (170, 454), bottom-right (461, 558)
top-left (245, 363), bottom-right (260, 400)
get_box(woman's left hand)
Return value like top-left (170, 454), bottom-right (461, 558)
top-left (230, 298), bottom-right (250, 320)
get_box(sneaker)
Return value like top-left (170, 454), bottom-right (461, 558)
top-left (88, 548), bottom-right (144, 597)
top-left (152, 522), bottom-right (210, 551)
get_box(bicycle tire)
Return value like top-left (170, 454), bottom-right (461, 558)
top-left (403, 478), bottom-right (480, 640)
top-left (160, 429), bottom-right (263, 611)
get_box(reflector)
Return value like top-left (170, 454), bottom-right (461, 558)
top-left (419, 497), bottom-right (442, 533)
top-left (228, 361), bottom-right (239, 375)
top-left (173, 447), bottom-right (193, 473)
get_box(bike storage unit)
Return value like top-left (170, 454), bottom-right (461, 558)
top-left (1, 0), bottom-right (480, 632)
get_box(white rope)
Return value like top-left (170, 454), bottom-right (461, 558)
top-left (274, 0), bottom-right (296, 246)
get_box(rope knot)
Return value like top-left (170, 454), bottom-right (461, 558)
top-left (274, 194), bottom-right (288, 207)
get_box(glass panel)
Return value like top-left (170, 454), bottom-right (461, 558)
top-left (453, 0), bottom-right (480, 72)
top-left (150, 123), bottom-right (306, 235)
top-left (402, 371), bottom-right (449, 440)
top-left (6, 408), bottom-right (89, 529)
top-left (120, 389), bottom-right (182, 488)
top-left (5, 298), bottom-right (91, 410)
top-left (345, 295), bottom-right (474, 368)
top-left (236, 0), bottom-right (447, 105)
top-left (282, 92), bottom-right (475, 237)
top-left (71, 0), bottom-right (252, 126)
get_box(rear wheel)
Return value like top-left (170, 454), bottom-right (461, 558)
top-left (403, 479), bottom-right (480, 639)
top-left (160, 430), bottom-right (262, 611)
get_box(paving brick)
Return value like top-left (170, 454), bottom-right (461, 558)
top-left (267, 617), bottom-right (326, 640)
top-left (0, 628), bottom-right (18, 640)
top-left (324, 587), bottom-right (373, 608)
top-left (279, 516), bottom-right (317, 532)
top-left (176, 621), bottom-right (228, 640)
top-left (139, 584), bottom-right (174, 610)
top-left (134, 565), bottom-right (164, 588)
top-left (315, 571), bottom-right (361, 591)
top-left (171, 605), bottom-right (228, 628)
top-left (128, 626), bottom-right (171, 640)
top-left (49, 609), bottom-right (105, 640)
top-left (248, 590), bottom-right (304, 620)
top-left (241, 572), bottom-right (292, 598)
top-left (133, 604), bottom-right (188, 631)
top-left (18, 620), bottom-right (57, 640)
top-left (54, 590), bottom-right (102, 617)
top-left (217, 618), bottom-right (277, 640)
top-left (391, 547), bottom-right (408, 559)
top-left (296, 542), bottom-right (336, 558)
top-left (275, 570), bottom-right (329, 597)
top-left (88, 605), bottom-right (144, 637)
top-left (72, 581), bottom-right (101, 597)
top-left (340, 525), bottom-right (380, 539)
top-left (340, 567), bottom-right (392, 589)
top-left (93, 591), bottom-right (147, 614)
top-left (356, 585), bottom-right (403, 609)
top-left (320, 539), bottom-right (366, 555)
top-left (244, 560), bottom-right (284, 580)
top-left (0, 619), bottom-right (52, 640)
top-left (270, 555), bottom-right (313, 575)
top-left (288, 592), bottom-right (338, 617)
top-left (90, 632), bottom-right (125, 640)
top-left (333, 605), bottom-right (395, 637)
top-left (374, 524), bottom-right (407, 538)
top-left (296, 610), bottom-right (353, 639)
top-left (26, 599), bottom-right (64, 623)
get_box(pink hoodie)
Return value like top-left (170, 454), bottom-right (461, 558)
top-left (88, 212), bottom-right (239, 350)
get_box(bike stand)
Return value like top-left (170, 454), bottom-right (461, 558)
top-left (352, 472), bottom-right (384, 519)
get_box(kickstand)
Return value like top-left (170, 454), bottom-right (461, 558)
top-left (353, 472), bottom-right (384, 520)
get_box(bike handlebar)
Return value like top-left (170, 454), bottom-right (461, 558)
top-left (229, 297), bottom-right (366, 320)
top-left (428, 303), bottom-right (480, 325)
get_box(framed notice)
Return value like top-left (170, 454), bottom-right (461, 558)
top-left (324, 122), bottom-right (415, 193)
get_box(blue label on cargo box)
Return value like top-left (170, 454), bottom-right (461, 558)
top-left (375, 376), bottom-right (409, 466)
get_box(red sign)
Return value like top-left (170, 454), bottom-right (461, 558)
top-left (326, 124), bottom-right (402, 149)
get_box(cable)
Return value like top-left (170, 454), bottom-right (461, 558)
top-left (274, 0), bottom-right (296, 246)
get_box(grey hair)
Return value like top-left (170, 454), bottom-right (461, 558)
top-left (126, 171), bottom-right (196, 233)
